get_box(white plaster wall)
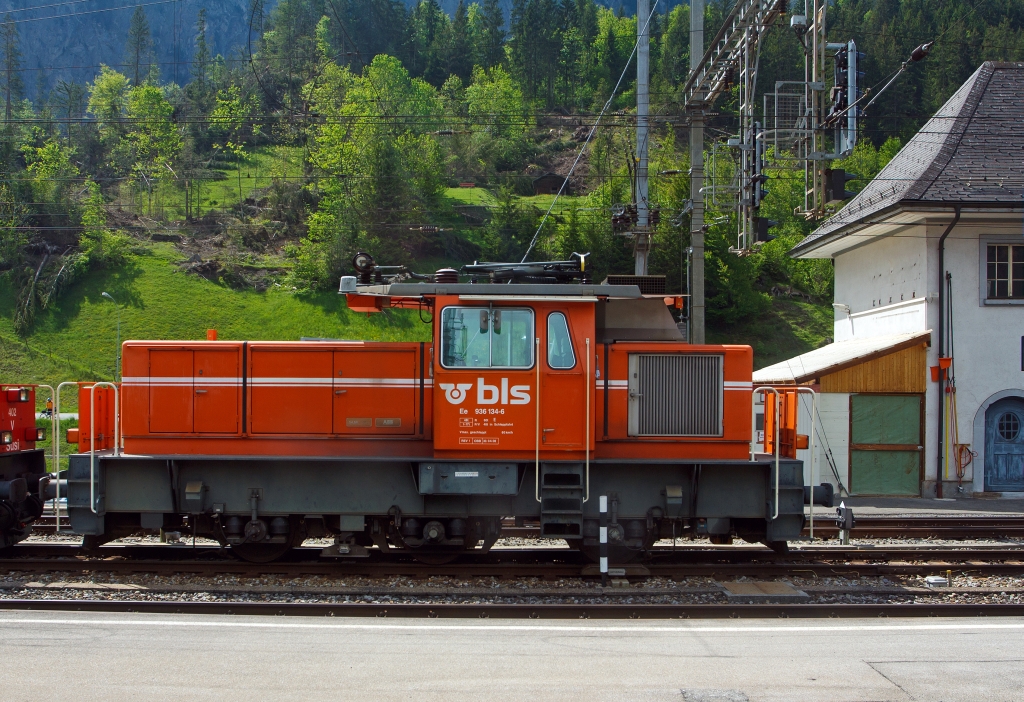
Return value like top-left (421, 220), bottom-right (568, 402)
top-left (833, 227), bottom-right (929, 319)
top-left (813, 393), bottom-right (851, 493)
top-left (752, 392), bottom-right (850, 494)
top-left (791, 392), bottom-right (851, 493)
top-left (829, 217), bottom-right (1024, 492)
top-left (943, 222), bottom-right (1024, 492)
top-left (834, 299), bottom-right (929, 342)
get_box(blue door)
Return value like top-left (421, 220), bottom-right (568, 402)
top-left (985, 398), bottom-right (1024, 491)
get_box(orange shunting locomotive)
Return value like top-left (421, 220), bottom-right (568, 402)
top-left (34, 260), bottom-right (807, 562)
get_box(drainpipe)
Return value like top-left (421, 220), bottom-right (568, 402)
top-left (936, 205), bottom-right (961, 499)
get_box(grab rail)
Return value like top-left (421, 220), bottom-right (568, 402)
top-left (753, 386), bottom-right (781, 520)
top-left (794, 387), bottom-right (819, 539)
top-left (752, 386), bottom-right (819, 529)
top-left (87, 382), bottom-right (120, 515)
top-left (52, 381), bottom-right (80, 532)
top-left (34, 385), bottom-right (56, 527)
top-left (534, 337), bottom-right (541, 503)
top-left (583, 338), bottom-right (590, 504)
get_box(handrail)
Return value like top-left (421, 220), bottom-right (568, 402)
top-left (34, 384), bottom-right (56, 527)
top-left (87, 382), bottom-right (120, 515)
top-left (534, 337), bottom-right (541, 503)
top-left (753, 386), bottom-right (819, 528)
top-left (583, 338), bottom-right (591, 504)
top-left (753, 386), bottom-right (781, 520)
top-left (53, 381), bottom-right (80, 533)
top-left (795, 387), bottom-right (819, 540)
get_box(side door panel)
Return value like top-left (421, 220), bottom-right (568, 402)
top-left (149, 350), bottom-right (193, 433)
top-left (540, 311), bottom-right (586, 448)
top-left (249, 348), bottom-right (333, 434)
top-left (194, 349), bottom-right (240, 434)
top-left (333, 349), bottom-right (417, 435)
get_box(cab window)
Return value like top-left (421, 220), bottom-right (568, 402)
top-left (547, 312), bottom-right (576, 369)
top-left (440, 307), bottom-right (534, 369)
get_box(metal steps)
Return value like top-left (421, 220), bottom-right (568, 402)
top-left (539, 463), bottom-right (584, 538)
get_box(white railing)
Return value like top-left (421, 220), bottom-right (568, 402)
top-left (753, 386), bottom-right (819, 535)
top-left (88, 382), bottom-right (120, 514)
top-left (52, 382), bottom-right (80, 532)
top-left (753, 386), bottom-right (782, 520)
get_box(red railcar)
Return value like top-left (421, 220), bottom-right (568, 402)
top-left (0, 385), bottom-right (47, 548)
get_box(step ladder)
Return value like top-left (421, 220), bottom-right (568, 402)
top-left (539, 463), bottom-right (584, 538)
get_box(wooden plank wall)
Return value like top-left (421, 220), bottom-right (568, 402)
top-left (819, 344), bottom-right (927, 394)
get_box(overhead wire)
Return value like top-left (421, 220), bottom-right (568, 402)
top-left (0, 0), bottom-right (178, 25)
top-left (521, 0), bottom-right (662, 263)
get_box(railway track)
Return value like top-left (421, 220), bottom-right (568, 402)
top-left (3, 542), bottom-right (1024, 579)
top-left (2, 598), bottom-right (1023, 619)
top-left (498, 515), bottom-right (1024, 541)
top-left (30, 514), bottom-right (1024, 541)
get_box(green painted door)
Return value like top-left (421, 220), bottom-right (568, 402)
top-left (850, 394), bottom-right (923, 495)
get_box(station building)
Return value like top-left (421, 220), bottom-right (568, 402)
top-left (754, 61), bottom-right (1024, 498)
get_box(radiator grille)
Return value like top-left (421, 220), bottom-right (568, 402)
top-left (628, 354), bottom-right (723, 436)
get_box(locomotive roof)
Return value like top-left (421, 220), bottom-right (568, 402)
top-left (373, 283), bottom-right (643, 298)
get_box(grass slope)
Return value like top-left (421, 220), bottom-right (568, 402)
top-left (0, 243), bottom-right (430, 398)
top-left (148, 146), bottom-right (305, 219)
top-left (708, 299), bottom-right (833, 370)
top-left (3, 239), bottom-right (830, 408)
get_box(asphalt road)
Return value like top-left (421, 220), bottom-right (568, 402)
top-left (1, 611), bottom-right (1023, 701)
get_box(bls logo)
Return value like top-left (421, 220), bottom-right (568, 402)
top-left (439, 383), bottom-right (472, 405)
top-left (440, 378), bottom-right (531, 406)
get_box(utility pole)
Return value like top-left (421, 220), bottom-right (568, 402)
top-left (635, 0), bottom-right (651, 275)
top-left (689, 0), bottom-right (705, 343)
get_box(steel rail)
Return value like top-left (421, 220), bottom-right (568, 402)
top-left (3, 544), bottom-right (1024, 579)
top-left (500, 516), bottom-right (1024, 541)
top-left (3, 559), bottom-right (1024, 579)
top-left (11, 542), bottom-right (1024, 560)
top-left (2, 599), bottom-right (1024, 619)
top-left (29, 517), bottom-right (1024, 539)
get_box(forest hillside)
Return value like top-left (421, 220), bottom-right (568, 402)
top-left (2, 0), bottom-right (1021, 384)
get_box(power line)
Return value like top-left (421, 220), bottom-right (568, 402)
top-left (0, 0), bottom-right (95, 16)
top-left (1, 0), bottom-right (177, 26)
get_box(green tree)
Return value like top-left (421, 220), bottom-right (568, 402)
top-left (472, 0), bottom-right (506, 69)
top-left (190, 9), bottom-right (212, 106)
top-left (124, 5), bottom-right (154, 87)
top-left (112, 84), bottom-right (181, 212)
top-left (211, 84), bottom-right (261, 208)
top-left (25, 139), bottom-right (79, 209)
top-left (87, 65), bottom-right (131, 155)
top-left (480, 187), bottom-right (540, 262)
top-left (298, 54), bottom-right (445, 288)
top-left (449, 1), bottom-right (473, 84)
top-left (0, 14), bottom-right (22, 123)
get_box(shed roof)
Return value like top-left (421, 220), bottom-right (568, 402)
top-left (752, 331), bottom-right (932, 385)
top-left (791, 62), bottom-right (1024, 258)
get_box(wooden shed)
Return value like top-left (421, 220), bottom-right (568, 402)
top-left (753, 331), bottom-right (931, 496)
top-left (532, 173), bottom-right (569, 196)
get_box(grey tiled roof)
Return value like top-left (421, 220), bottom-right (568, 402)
top-left (791, 62), bottom-right (1024, 257)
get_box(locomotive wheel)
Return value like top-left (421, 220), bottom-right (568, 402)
top-left (231, 541), bottom-right (293, 563)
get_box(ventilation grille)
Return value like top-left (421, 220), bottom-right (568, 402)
top-left (628, 354), bottom-right (723, 437)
